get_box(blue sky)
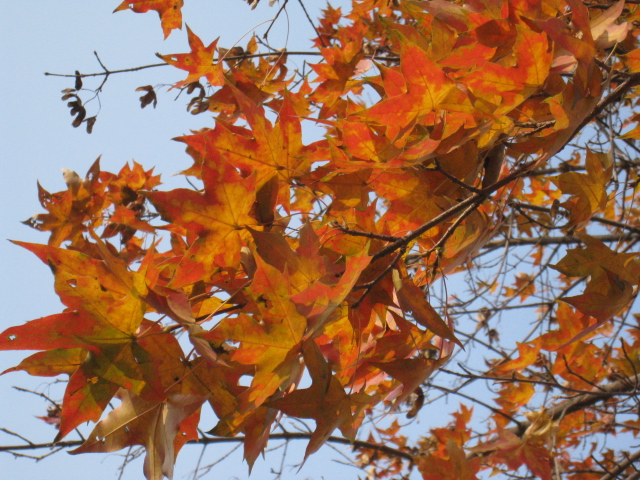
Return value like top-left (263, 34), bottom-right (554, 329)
top-left (0, 2), bottom-right (379, 479)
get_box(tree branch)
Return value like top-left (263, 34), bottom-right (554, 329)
top-left (466, 374), bottom-right (640, 461)
top-left (511, 202), bottom-right (640, 236)
top-left (599, 449), bottom-right (640, 480)
top-left (482, 233), bottom-right (639, 250)
top-left (372, 161), bottom-right (535, 261)
top-left (0, 432), bottom-right (415, 463)
top-left (44, 52), bottom-right (400, 79)
top-left (512, 373), bottom-right (640, 438)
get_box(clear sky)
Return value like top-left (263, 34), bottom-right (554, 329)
top-left (0, 2), bottom-right (382, 479)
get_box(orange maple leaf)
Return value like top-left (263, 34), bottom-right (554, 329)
top-left (552, 149), bottom-right (612, 228)
top-left (22, 158), bottom-right (105, 247)
top-left (145, 158), bottom-right (257, 287)
top-left (418, 440), bottom-right (481, 480)
top-left (159, 26), bottom-right (224, 87)
top-left (471, 429), bottom-right (553, 480)
top-left (365, 35), bottom-right (455, 136)
top-left (203, 253), bottom-right (307, 410)
top-left (114, 0), bottom-right (183, 39)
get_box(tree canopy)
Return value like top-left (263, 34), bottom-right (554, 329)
top-left (2, 0), bottom-right (640, 479)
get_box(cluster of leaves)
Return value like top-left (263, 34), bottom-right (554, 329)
top-left (3, 0), bottom-right (640, 479)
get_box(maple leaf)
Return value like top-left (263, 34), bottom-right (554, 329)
top-left (421, 1), bottom-right (475, 32)
top-left (551, 233), bottom-right (639, 343)
top-left (56, 357), bottom-right (121, 440)
top-left (22, 183), bottom-right (76, 247)
top-left (309, 34), bottom-right (365, 110)
top-left (71, 389), bottom-right (205, 480)
top-left (248, 223), bottom-right (371, 337)
top-left (291, 247), bottom-right (371, 337)
top-left (392, 270), bottom-right (460, 346)
top-left (22, 158), bottom-right (106, 247)
top-left (463, 26), bottom-right (552, 118)
top-left (177, 89), bottom-right (326, 211)
top-left (534, 77), bottom-right (604, 165)
top-left (106, 204), bottom-right (155, 235)
top-left (494, 342), bottom-right (541, 375)
top-left (249, 223), bottom-right (329, 293)
top-left (552, 149), bottom-right (612, 228)
top-left (114, 0), bottom-right (184, 39)
top-left (268, 341), bottom-right (369, 462)
top-left (365, 33), bottom-right (456, 137)
top-left (159, 26), bottom-right (223, 87)
top-left (145, 158), bottom-right (257, 287)
top-left (471, 428), bottom-right (553, 480)
top-left (202, 252), bottom-right (306, 410)
top-left (438, 208), bottom-right (493, 275)
top-left (371, 355), bottom-right (442, 408)
top-left (561, 268), bottom-right (634, 336)
top-left (228, 88), bottom-right (324, 191)
top-left (537, 303), bottom-right (594, 352)
top-left (553, 232), bottom-right (640, 285)
top-left (417, 440), bottom-right (481, 480)
top-left (0, 243), bottom-right (181, 438)
top-left (624, 48), bottom-right (640, 73)
top-left (590, 0), bottom-right (628, 49)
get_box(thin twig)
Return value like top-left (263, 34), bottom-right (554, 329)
top-left (332, 224), bottom-right (398, 242)
top-left (296, 0), bottom-right (328, 47)
top-left (0, 428), bottom-right (35, 446)
top-left (12, 387), bottom-right (59, 408)
top-left (263, 0), bottom-right (289, 40)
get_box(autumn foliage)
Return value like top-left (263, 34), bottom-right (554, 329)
top-left (3, 0), bottom-right (640, 479)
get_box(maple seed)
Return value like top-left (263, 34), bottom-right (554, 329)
top-left (74, 70), bottom-right (82, 90)
top-left (85, 116), bottom-right (96, 134)
top-left (136, 86), bottom-right (157, 109)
